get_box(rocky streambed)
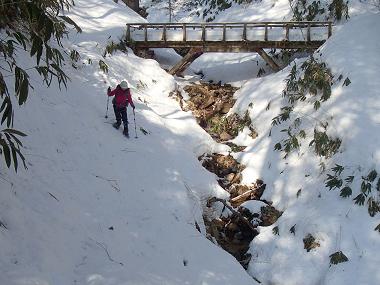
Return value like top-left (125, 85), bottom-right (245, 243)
top-left (171, 82), bottom-right (282, 270)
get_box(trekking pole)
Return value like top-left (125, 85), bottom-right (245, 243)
top-left (133, 108), bottom-right (138, 138)
top-left (105, 96), bottom-right (110, 118)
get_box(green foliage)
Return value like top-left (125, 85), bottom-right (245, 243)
top-left (292, 0), bottom-right (326, 21)
top-left (0, 129), bottom-right (27, 172)
top-left (353, 193), bottom-right (366, 206)
top-left (99, 60), bottom-right (109, 74)
top-left (343, 77), bottom-right (351, 86)
top-left (325, 174), bottom-right (343, 190)
top-left (328, 0), bottom-right (349, 21)
top-left (198, 0), bottom-right (254, 21)
top-left (326, 167), bottom-right (380, 217)
top-left (272, 226), bottom-right (279, 235)
top-left (291, 0), bottom-right (349, 21)
top-left (257, 68), bottom-right (266, 78)
top-left (367, 197), bottom-right (379, 217)
top-left (0, 0), bottom-right (80, 171)
top-left (207, 111), bottom-right (253, 141)
top-left (309, 128), bottom-right (341, 158)
top-left (329, 251), bottom-right (348, 265)
top-left (290, 224), bottom-right (296, 235)
top-left (136, 80), bottom-right (148, 90)
top-left (340, 186), bottom-right (352, 198)
top-left (283, 58), bottom-right (333, 105)
top-left (103, 40), bottom-right (128, 57)
top-left (70, 49), bottom-right (80, 68)
top-left (271, 106), bottom-right (294, 126)
top-left (272, 57), bottom-right (340, 159)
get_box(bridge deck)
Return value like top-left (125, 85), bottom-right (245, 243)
top-left (126, 21), bottom-right (332, 51)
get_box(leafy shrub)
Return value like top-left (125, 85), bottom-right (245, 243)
top-left (272, 57), bottom-right (339, 158)
top-left (0, 0), bottom-right (80, 171)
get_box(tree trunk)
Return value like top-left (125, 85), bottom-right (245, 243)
top-left (121, 0), bottom-right (139, 12)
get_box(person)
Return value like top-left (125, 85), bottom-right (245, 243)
top-left (107, 80), bottom-right (135, 137)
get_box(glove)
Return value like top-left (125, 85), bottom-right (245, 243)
top-left (107, 86), bottom-right (111, 94)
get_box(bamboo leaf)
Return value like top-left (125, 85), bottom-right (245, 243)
top-left (59, 16), bottom-right (82, 33)
top-left (3, 129), bottom-right (27, 137)
top-left (340, 186), bottom-right (352, 198)
top-left (0, 139), bottom-right (11, 167)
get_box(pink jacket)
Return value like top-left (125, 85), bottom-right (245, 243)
top-left (108, 85), bottom-right (135, 108)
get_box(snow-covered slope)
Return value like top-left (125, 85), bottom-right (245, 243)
top-left (229, 12), bottom-right (380, 285)
top-left (0, 1), bottom-right (255, 284)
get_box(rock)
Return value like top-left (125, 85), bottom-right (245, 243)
top-left (220, 131), bottom-right (232, 141)
top-left (200, 96), bottom-right (216, 109)
top-left (303, 233), bottom-right (320, 252)
top-left (221, 103), bottom-right (234, 114)
top-left (260, 205), bottom-right (282, 226)
top-left (213, 101), bottom-right (224, 112)
top-left (226, 222), bottom-right (239, 232)
top-left (226, 173), bottom-right (236, 182)
top-left (249, 129), bottom-right (259, 139)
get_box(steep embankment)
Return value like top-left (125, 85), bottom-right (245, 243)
top-left (0, 1), bottom-right (256, 284)
top-left (228, 13), bottom-right (380, 285)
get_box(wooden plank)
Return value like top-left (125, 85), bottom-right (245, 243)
top-left (230, 190), bottom-right (254, 205)
top-left (144, 25), bottom-right (147, 42)
top-left (126, 24), bottom-right (131, 42)
top-left (307, 23), bottom-right (311, 42)
top-left (243, 23), bottom-right (247, 41)
top-left (256, 48), bottom-right (280, 71)
top-left (162, 24), bottom-right (167, 42)
top-left (183, 23), bottom-right (186, 42)
top-left (126, 21), bottom-right (332, 26)
top-left (285, 24), bottom-right (289, 41)
top-left (131, 40), bottom-right (324, 51)
top-left (223, 24), bottom-right (226, 42)
top-left (328, 22), bottom-right (332, 38)
top-left (264, 24), bottom-right (268, 41)
top-left (201, 24), bottom-right (206, 42)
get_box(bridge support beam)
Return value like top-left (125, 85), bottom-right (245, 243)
top-left (255, 48), bottom-right (280, 72)
top-left (169, 48), bottom-right (203, 76)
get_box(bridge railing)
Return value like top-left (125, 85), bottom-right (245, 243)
top-left (126, 22), bottom-right (332, 43)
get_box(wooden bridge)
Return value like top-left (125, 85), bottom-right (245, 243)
top-left (126, 22), bottom-right (332, 75)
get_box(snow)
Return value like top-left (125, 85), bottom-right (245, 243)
top-left (2, 0), bottom-right (380, 284)
top-left (240, 200), bottom-right (268, 215)
top-left (0, 0), bottom-right (254, 284)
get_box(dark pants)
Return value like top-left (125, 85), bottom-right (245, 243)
top-left (113, 104), bottom-right (128, 128)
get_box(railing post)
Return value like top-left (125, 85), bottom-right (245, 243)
top-left (223, 24), bottom-right (226, 42)
top-left (126, 24), bottom-right (131, 42)
top-left (243, 23), bottom-right (247, 41)
top-left (202, 24), bottom-right (206, 42)
top-left (144, 25), bottom-right (148, 42)
top-left (264, 24), bottom-right (268, 41)
top-left (307, 23), bottom-right (311, 42)
top-left (285, 24), bottom-right (289, 41)
top-left (162, 24), bottom-right (167, 42)
top-left (328, 22), bottom-right (332, 38)
top-left (183, 24), bottom-right (187, 42)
